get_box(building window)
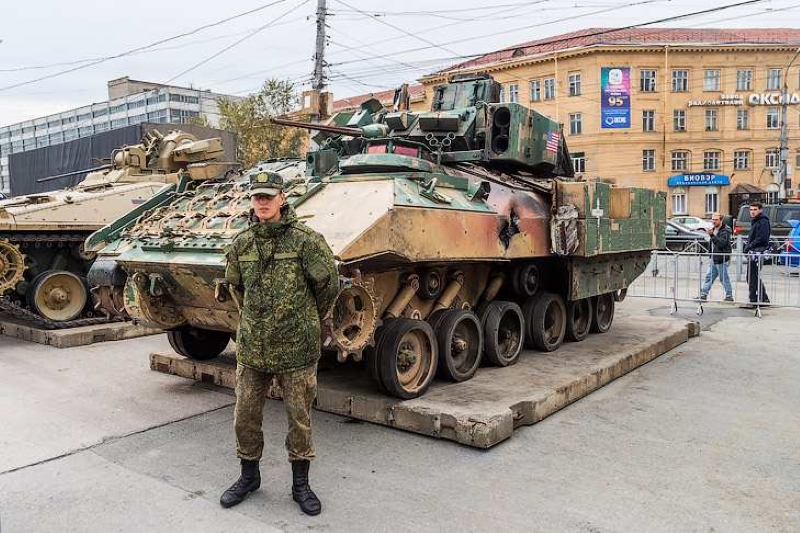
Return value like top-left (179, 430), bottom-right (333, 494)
top-left (703, 69), bottom-right (721, 91)
top-left (128, 99), bottom-right (146, 110)
top-left (737, 109), bottom-right (749, 130)
top-left (569, 113), bottom-right (582, 135)
top-left (169, 94), bottom-right (200, 104)
top-left (568, 72), bottom-right (581, 96)
top-left (92, 108), bottom-right (108, 118)
top-left (47, 120), bottom-right (60, 128)
top-left (77, 113), bottom-right (92, 122)
top-left (672, 188), bottom-right (687, 215)
top-left (642, 149), bottom-right (656, 171)
top-left (673, 109), bottom-right (686, 132)
top-left (129, 114), bottom-right (146, 124)
top-left (640, 69), bottom-right (657, 92)
top-left (499, 87), bottom-right (505, 103)
top-left (704, 188), bottom-right (719, 214)
top-left (766, 107), bottom-right (780, 129)
top-left (766, 183), bottom-right (780, 204)
top-left (36, 138), bottom-right (49, 148)
top-left (705, 109), bottom-right (718, 131)
top-left (530, 79), bottom-right (541, 102)
top-left (767, 68), bottom-right (781, 90)
top-left (642, 110), bottom-right (655, 132)
top-left (544, 78), bottom-right (556, 100)
top-left (766, 149), bottom-right (779, 168)
top-left (571, 152), bottom-right (586, 173)
top-left (703, 150), bottom-right (722, 170)
top-left (94, 122), bottom-right (109, 132)
top-left (146, 94), bottom-right (167, 105)
top-left (48, 133), bottom-right (63, 143)
top-left (734, 150), bottom-right (751, 170)
top-left (737, 69), bottom-right (752, 91)
top-left (79, 126), bottom-right (93, 137)
top-left (671, 150), bottom-right (690, 171)
top-left (109, 104), bottom-right (126, 114)
top-left (111, 118), bottom-right (128, 128)
top-left (508, 84), bottom-right (519, 103)
top-left (672, 69), bottom-right (689, 92)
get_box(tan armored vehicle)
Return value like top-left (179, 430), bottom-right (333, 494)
top-left (0, 129), bottom-right (231, 326)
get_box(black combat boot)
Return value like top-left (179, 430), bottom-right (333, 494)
top-left (220, 459), bottom-right (261, 508)
top-left (291, 460), bottom-right (321, 515)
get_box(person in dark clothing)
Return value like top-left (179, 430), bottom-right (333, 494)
top-left (697, 212), bottom-right (733, 301)
top-left (743, 202), bottom-right (771, 307)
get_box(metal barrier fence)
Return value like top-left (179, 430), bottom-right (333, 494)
top-left (626, 246), bottom-right (800, 318)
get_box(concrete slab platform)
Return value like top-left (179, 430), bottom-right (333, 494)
top-left (0, 318), bottom-right (161, 347)
top-left (151, 314), bottom-right (692, 448)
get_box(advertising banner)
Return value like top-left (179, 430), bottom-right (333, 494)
top-left (600, 67), bottom-right (631, 129)
top-left (667, 173), bottom-right (731, 187)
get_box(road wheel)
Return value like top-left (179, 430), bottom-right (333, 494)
top-left (565, 298), bottom-right (593, 342)
top-left (377, 318), bottom-right (437, 399)
top-left (482, 301), bottom-right (524, 366)
top-left (512, 263), bottom-right (540, 297)
top-left (590, 293), bottom-right (615, 334)
top-left (527, 292), bottom-right (566, 352)
top-left (28, 270), bottom-right (88, 322)
top-left (433, 310), bottom-right (483, 382)
top-left (167, 327), bottom-right (231, 360)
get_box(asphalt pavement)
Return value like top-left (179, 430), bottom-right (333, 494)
top-left (1, 299), bottom-right (798, 532)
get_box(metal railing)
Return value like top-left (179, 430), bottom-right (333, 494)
top-left (627, 243), bottom-right (800, 318)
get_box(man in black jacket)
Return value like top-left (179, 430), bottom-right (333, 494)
top-left (698, 212), bottom-right (733, 301)
top-left (744, 202), bottom-right (771, 306)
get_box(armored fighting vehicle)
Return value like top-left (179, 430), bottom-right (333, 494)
top-left (87, 74), bottom-right (665, 398)
top-left (0, 130), bottom-right (231, 326)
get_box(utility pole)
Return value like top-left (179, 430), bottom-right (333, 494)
top-left (312, 0), bottom-right (327, 93)
top-left (779, 47), bottom-right (800, 200)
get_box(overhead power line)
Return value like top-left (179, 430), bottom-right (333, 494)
top-left (164, 0), bottom-right (310, 84)
top-left (0, 0), bottom-right (293, 92)
top-left (330, 0), bottom-right (775, 69)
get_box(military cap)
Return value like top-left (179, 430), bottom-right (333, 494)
top-left (248, 171), bottom-right (284, 197)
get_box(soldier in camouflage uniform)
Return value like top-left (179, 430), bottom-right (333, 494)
top-left (219, 170), bottom-right (338, 515)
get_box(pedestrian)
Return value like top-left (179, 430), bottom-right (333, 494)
top-left (220, 170), bottom-right (339, 515)
top-left (696, 212), bottom-right (733, 301)
top-left (743, 201), bottom-right (771, 307)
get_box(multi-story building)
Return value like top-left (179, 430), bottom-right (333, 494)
top-left (414, 27), bottom-right (800, 217)
top-left (0, 77), bottom-right (237, 193)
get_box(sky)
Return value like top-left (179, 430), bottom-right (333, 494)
top-left (1, 0), bottom-right (799, 126)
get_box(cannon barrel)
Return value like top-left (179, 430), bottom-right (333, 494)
top-left (270, 117), bottom-right (364, 137)
top-left (36, 165), bottom-right (112, 183)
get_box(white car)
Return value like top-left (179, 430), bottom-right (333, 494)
top-left (670, 216), bottom-right (713, 231)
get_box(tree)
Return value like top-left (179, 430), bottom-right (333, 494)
top-left (217, 79), bottom-right (307, 167)
top-left (186, 114), bottom-right (211, 128)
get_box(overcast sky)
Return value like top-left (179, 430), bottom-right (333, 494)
top-left (1, 0), bottom-right (798, 126)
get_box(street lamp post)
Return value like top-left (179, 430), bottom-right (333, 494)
top-left (779, 47), bottom-right (800, 200)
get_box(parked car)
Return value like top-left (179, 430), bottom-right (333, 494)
top-left (733, 203), bottom-right (800, 240)
top-left (664, 220), bottom-right (710, 252)
top-left (669, 216), bottom-right (713, 231)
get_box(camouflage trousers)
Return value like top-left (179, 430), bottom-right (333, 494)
top-left (234, 362), bottom-right (317, 463)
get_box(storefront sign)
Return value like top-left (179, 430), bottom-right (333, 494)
top-left (600, 67), bottom-right (631, 129)
top-left (687, 93), bottom-right (800, 107)
top-left (667, 173), bottom-right (730, 187)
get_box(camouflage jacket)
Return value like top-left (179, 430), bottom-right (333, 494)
top-left (225, 206), bottom-right (338, 373)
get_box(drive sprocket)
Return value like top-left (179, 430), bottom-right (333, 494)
top-left (0, 239), bottom-right (26, 295)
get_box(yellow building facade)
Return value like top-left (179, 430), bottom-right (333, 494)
top-left (419, 28), bottom-right (800, 217)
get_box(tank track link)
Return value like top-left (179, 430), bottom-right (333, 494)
top-left (0, 232), bottom-right (115, 329)
top-left (0, 296), bottom-right (124, 330)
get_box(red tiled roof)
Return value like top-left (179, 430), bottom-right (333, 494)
top-left (332, 84), bottom-right (425, 112)
top-left (444, 27), bottom-right (800, 72)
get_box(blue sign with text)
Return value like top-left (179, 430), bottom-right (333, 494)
top-left (667, 173), bottom-right (730, 187)
top-left (600, 67), bottom-right (631, 129)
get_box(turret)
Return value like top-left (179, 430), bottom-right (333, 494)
top-left (272, 74), bottom-right (574, 179)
